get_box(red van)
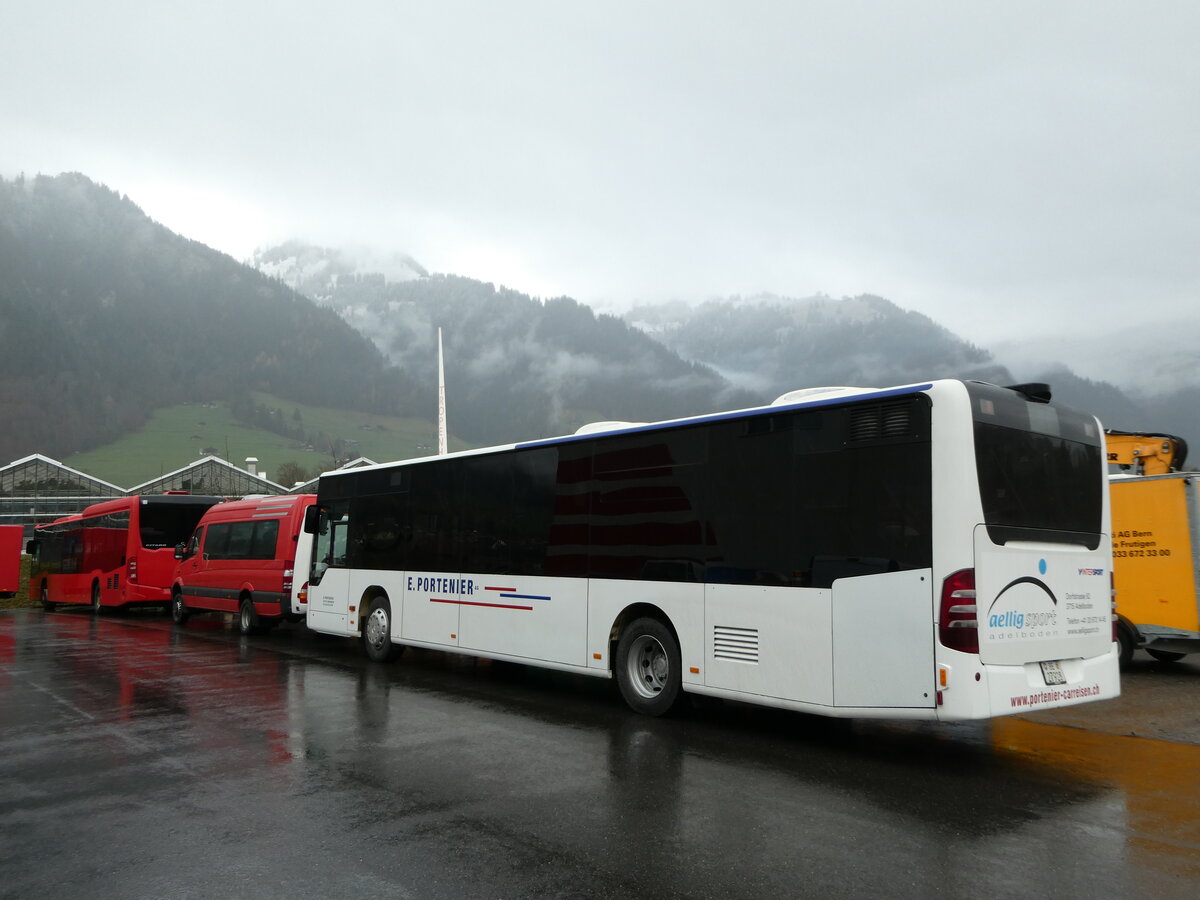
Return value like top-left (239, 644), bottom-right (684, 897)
top-left (171, 494), bottom-right (316, 635)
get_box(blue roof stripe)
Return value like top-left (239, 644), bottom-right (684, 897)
top-left (514, 383), bottom-right (934, 451)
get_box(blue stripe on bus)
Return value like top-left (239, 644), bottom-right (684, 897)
top-left (513, 383), bottom-right (934, 450)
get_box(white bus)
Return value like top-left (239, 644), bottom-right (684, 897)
top-left (303, 380), bottom-right (1120, 719)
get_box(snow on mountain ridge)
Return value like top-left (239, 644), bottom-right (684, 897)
top-left (252, 241), bottom-right (426, 302)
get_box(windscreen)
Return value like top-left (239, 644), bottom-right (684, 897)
top-left (969, 383), bottom-right (1103, 546)
top-left (138, 499), bottom-right (219, 549)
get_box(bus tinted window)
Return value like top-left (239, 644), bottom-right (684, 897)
top-left (352, 493), bottom-right (404, 569)
top-left (461, 447), bottom-right (557, 576)
top-left (589, 429), bottom-right (707, 582)
top-left (409, 462), bottom-right (459, 571)
top-left (968, 382), bottom-right (1103, 544)
top-left (140, 503), bottom-right (211, 549)
top-left (706, 402), bottom-right (932, 588)
top-left (974, 424), bottom-right (1102, 539)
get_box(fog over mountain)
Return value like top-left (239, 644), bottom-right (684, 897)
top-left (625, 295), bottom-right (1010, 399)
top-left (1, 172), bottom-right (1194, 469)
top-left (0, 175), bottom-right (751, 460)
top-left (255, 242), bottom-right (757, 444)
top-left (258, 240), bottom-right (1197, 448)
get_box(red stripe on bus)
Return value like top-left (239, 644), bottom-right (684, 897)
top-left (430, 598), bottom-right (533, 611)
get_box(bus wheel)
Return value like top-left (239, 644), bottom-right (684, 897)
top-left (1116, 624), bottom-right (1135, 670)
top-left (40, 585), bottom-right (55, 612)
top-left (615, 617), bottom-right (683, 716)
top-left (1147, 649), bottom-right (1187, 663)
top-left (362, 596), bottom-right (400, 663)
top-left (91, 582), bottom-right (102, 614)
top-left (239, 597), bottom-right (263, 636)
top-left (171, 592), bottom-right (190, 627)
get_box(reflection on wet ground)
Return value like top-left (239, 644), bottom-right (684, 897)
top-left (992, 717), bottom-right (1200, 886)
top-left (1, 609), bottom-right (1197, 899)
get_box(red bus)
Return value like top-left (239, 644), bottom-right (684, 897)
top-left (28, 494), bottom-right (223, 612)
top-left (0, 524), bottom-right (23, 598)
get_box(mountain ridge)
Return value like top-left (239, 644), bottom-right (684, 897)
top-left (2, 172), bottom-right (1194, 471)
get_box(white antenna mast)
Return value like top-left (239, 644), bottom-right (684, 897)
top-left (437, 327), bottom-right (448, 456)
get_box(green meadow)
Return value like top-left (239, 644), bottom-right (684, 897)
top-left (64, 394), bottom-right (468, 488)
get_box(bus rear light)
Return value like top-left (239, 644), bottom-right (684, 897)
top-left (127, 556), bottom-right (138, 583)
top-left (282, 562), bottom-right (294, 596)
top-left (297, 582), bottom-right (308, 604)
top-left (939, 569), bottom-right (979, 654)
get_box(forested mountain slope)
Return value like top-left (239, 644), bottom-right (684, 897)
top-left (0, 174), bottom-right (404, 462)
top-left (3, 173), bottom-right (1189, 470)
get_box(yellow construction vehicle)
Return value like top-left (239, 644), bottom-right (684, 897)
top-left (1105, 429), bottom-right (1187, 476)
top-left (1105, 428), bottom-right (1199, 667)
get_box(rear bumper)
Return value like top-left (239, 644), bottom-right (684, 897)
top-left (984, 645), bottom-right (1121, 716)
top-left (122, 584), bottom-right (172, 606)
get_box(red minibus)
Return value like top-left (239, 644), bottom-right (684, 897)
top-left (28, 494), bottom-right (223, 612)
top-left (171, 494), bottom-right (316, 635)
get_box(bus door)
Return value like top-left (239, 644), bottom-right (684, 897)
top-left (307, 505), bottom-right (353, 636)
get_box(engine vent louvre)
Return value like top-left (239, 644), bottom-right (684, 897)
top-left (713, 626), bottom-right (759, 664)
top-left (849, 401), bottom-right (914, 442)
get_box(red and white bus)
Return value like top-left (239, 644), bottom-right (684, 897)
top-left (303, 379), bottom-right (1121, 719)
top-left (28, 494), bottom-right (222, 612)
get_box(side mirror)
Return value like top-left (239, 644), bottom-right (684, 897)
top-left (25, 539), bottom-right (39, 557)
top-left (303, 505), bottom-right (321, 535)
top-left (174, 542), bottom-right (187, 560)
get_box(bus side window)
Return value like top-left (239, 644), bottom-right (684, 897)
top-left (331, 517), bottom-right (349, 566)
top-left (311, 503), bottom-right (349, 583)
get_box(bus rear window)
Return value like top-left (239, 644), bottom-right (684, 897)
top-left (973, 423), bottom-right (1103, 544)
top-left (139, 503), bottom-right (213, 549)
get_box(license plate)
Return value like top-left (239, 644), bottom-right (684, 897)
top-left (1040, 660), bottom-right (1066, 685)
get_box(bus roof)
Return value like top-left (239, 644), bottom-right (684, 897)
top-left (317, 379), bottom-right (940, 481)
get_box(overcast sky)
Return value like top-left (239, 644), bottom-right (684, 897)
top-left (3, 1), bottom-right (1198, 355)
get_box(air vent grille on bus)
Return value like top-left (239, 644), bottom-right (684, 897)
top-left (713, 626), bottom-right (759, 664)
top-left (849, 402), bottom-right (914, 442)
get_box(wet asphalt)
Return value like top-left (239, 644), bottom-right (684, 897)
top-left (1, 608), bottom-right (1198, 899)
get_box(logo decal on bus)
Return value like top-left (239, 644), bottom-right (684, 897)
top-left (989, 576), bottom-right (1058, 611)
top-left (986, 576), bottom-right (1059, 636)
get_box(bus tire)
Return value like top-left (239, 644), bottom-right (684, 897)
top-left (362, 596), bottom-right (400, 663)
top-left (239, 596), bottom-right (263, 636)
top-left (1146, 649), bottom-right (1186, 663)
top-left (1116, 623), bottom-right (1135, 670)
top-left (615, 616), bottom-right (683, 716)
top-left (171, 591), bottom-right (190, 627)
top-left (40, 585), bottom-right (55, 612)
top-left (91, 581), bottom-right (102, 614)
